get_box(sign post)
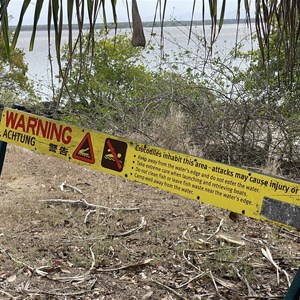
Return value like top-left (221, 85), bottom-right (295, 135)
top-left (0, 140), bottom-right (7, 176)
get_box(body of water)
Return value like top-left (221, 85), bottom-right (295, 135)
top-left (16, 24), bottom-right (254, 99)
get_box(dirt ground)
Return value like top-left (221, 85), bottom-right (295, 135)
top-left (0, 144), bottom-right (300, 300)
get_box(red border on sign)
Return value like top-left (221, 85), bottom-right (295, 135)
top-left (72, 133), bottom-right (95, 164)
top-left (106, 139), bottom-right (123, 170)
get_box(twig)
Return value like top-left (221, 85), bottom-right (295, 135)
top-left (50, 274), bottom-right (88, 283)
top-left (206, 218), bottom-right (224, 241)
top-left (60, 181), bottom-right (83, 194)
top-left (209, 270), bottom-right (219, 292)
top-left (182, 224), bottom-right (209, 244)
top-left (243, 296), bottom-right (284, 299)
top-left (261, 246), bottom-right (291, 286)
top-left (148, 279), bottom-right (189, 300)
top-left (107, 217), bottom-right (146, 237)
top-left (89, 244), bottom-right (96, 271)
top-left (208, 273), bottom-right (229, 300)
top-left (24, 289), bottom-right (89, 296)
top-left (6, 250), bottom-right (90, 284)
top-left (6, 251), bottom-right (48, 277)
top-left (96, 258), bottom-right (152, 272)
top-left (184, 246), bottom-right (242, 254)
top-left (175, 271), bottom-right (207, 289)
top-left (233, 265), bottom-right (257, 297)
top-left (40, 198), bottom-right (139, 211)
top-left (84, 210), bottom-right (97, 224)
top-left (216, 234), bottom-right (245, 246)
top-left (0, 289), bottom-right (16, 299)
top-left (280, 228), bottom-right (300, 239)
top-left (182, 250), bottom-right (201, 271)
top-left (63, 217), bottom-right (147, 243)
top-left (241, 236), bottom-right (262, 245)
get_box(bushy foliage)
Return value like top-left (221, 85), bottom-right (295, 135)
top-left (0, 32), bottom-right (37, 108)
top-left (58, 26), bottom-right (300, 178)
top-left (60, 31), bottom-right (217, 152)
top-left (187, 28), bottom-right (300, 177)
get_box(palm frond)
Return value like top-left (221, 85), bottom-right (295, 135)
top-left (1, 1), bottom-right (300, 87)
top-left (0, 0), bottom-right (10, 57)
top-left (131, 0), bottom-right (146, 47)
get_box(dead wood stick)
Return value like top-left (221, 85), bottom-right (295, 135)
top-left (243, 296), bottom-right (284, 299)
top-left (50, 274), bottom-right (88, 283)
top-left (175, 271), bottom-right (208, 289)
top-left (6, 251), bottom-right (48, 277)
top-left (107, 217), bottom-right (146, 237)
top-left (84, 210), bottom-right (97, 224)
top-left (25, 289), bottom-right (89, 297)
top-left (147, 279), bottom-right (189, 300)
top-left (40, 198), bottom-right (139, 211)
top-left (182, 224), bottom-right (209, 245)
top-left (233, 266), bottom-right (257, 297)
top-left (89, 244), bottom-right (96, 271)
top-left (182, 250), bottom-right (202, 271)
top-left (0, 289), bottom-right (16, 299)
top-left (96, 258), bottom-right (152, 272)
top-left (60, 181), bottom-right (83, 194)
top-left (209, 270), bottom-right (219, 293)
top-left (206, 218), bottom-right (224, 241)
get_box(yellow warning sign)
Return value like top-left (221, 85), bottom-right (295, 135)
top-left (1, 108), bottom-right (300, 230)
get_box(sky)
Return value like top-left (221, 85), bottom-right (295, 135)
top-left (7, 0), bottom-right (254, 26)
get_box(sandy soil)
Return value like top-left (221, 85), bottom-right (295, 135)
top-left (0, 145), bottom-right (299, 300)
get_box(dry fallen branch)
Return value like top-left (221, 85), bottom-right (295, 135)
top-left (182, 224), bottom-right (209, 245)
top-left (60, 181), bottom-right (83, 194)
top-left (84, 209), bottom-right (97, 224)
top-left (147, 279), bottom-right (189, 300)
top-left (108, 217), bottom-right (147, 237)
top-left (96, 258), bottom-right (152, 272)
top-left (209, 270), bottom-right (219, 293)
top-left (184, 246), bottom-right (242, 254)
top-left (24, 288), bottom-right (89, 297)
top-left (216, 234), bottom-right (245, 246)
top-left (214, 276), bottom-right (235, 289)
top-left (89, 244), bottom-right (96, 271)
top-left (50, 274), bottom-right (89, 283)
top-left (261, 246), bottom-right (291, 286)
top-left (182, 250), bottom-right (202, 271)
top-left (6, 251), bottom-right (48, 277)
top-left (243, 296), bottom-right (284, 299)
top-left (233, 265), bottom-right (257, 297)
top-left (206, 218), bottom-right (224, 241)
top-left (280, 228), bottom-right (300, 239)
top-left (6, 250), bottom-right (92, 284)
top-left (175, 271), bottom-right (208, 289)
top-left (40, 198), bottom-right (139, 211)
top-left (63, 217), bottom-right (147, 243)
top-left (0, 289), bottom-right (16, 299)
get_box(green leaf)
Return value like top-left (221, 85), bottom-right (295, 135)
top-left (67, 0), bottom-right (74, 56)
top-left (218, 0), bottom-right (226, 33)
top-left (11, 0), bottom-right (31, 50)
top-left (51, 0), bottom-right (61, 62)
top-left (29, 0), bottom-right (44, 51)
top-left (110, 0), bottom-right (118, 28)
top-left (0, 0), bottom-right (10, 58)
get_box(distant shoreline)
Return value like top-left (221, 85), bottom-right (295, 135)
top-left (10, 19), bottom-right (252, 31)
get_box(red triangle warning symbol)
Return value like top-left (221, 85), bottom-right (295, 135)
top-left (72, 133), bottom-right (95, 164)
